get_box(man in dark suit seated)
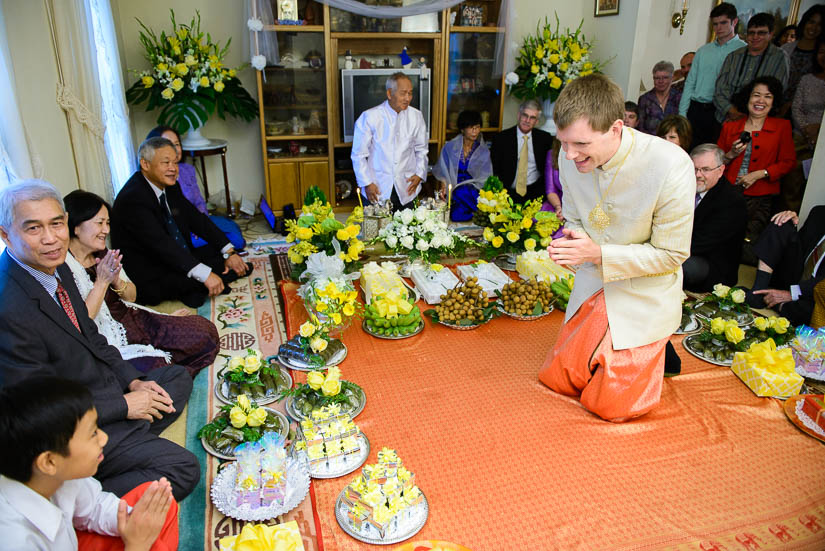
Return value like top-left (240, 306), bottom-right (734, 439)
top-left (490, 99), bottom-right (554, 204)
top-left (682, 143), bottom-right (748, 291)
top-left (746, 205), bottom-right (825, 325)
top-left (111, 137), bottom-right (250, 308)
top-left (0, 180), bottom-right (199, 500)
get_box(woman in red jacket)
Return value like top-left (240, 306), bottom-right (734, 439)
top-left (718, 76), bottom-right (796, 263)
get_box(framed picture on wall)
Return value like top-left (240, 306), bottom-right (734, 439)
top-left (716, 0), bottom-right (801, 39)
top-left (594, 0), bottom-right (619, 17)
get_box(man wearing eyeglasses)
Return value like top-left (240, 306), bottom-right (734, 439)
top-left (682, 144), bottom-right (747, 292)
top-left (490, 99), bottom-right (554, 205)
top-left (713, 12), bottom-right (789, 125)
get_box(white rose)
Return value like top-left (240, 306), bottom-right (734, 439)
top-left (247, 17), bottom-right (264, 31)
top-left (399, 209), bottom-right (415, 225)
top-left (505, 72), bottom-right (519, 86)
top-left (422, 219), bottom-right (437, 233)
top-left (414, 206), bottom-right (429, 222)
top-left (416, 239), bottom-right (430, 251)
top-left (400, 235), bottom-right (415, 249)
top-left (251, 55), bottom-right (267, 70)
top-left (385, 235), bottom-right (398, 248)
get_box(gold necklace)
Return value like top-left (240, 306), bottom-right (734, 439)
top-left (588, 129), bottom-right (636, 232)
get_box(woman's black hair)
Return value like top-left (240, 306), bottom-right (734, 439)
top-left (146, 125), bottom-right (180, 142)
top-left (735, 76), bottom-right (784, 117)
top-left (797, 5), bottom-right (825, 41)
top-left (63, 190), bottom-right (110, 238)
top-left (773, 24), bottom-right (796, 46)
top-left (457, 110), bottom-right (482, 131)
top-left (0, 377), bottom-right (94, 482)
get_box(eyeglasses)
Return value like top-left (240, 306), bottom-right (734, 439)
top-left (694, 165), bottom-right (722, 174)
top-left (747, 30), bottom-right (770, 37)
top-left (653, 76), bottom-right (671, 81)
top-left (519, 113), bottom-right (539, 122)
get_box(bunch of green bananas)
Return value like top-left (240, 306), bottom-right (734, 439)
top-left (550, 275), bottom-right (574, 311)
top-left (364, 302), bottom-right (422, 337)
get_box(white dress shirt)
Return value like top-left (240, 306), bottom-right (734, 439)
top-left (0, 475), bottom-right (120, 550)
top-left (512, 128), bottom-right (538, 189)
top-left (351, 100), bottom-right (428, 205)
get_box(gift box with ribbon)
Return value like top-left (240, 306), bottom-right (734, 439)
top-left (790, 325), bottom-right (825, 378)
top-left (218, 520), bottom-right (305, 551)
top-left (730, 339), bottom-right (804, 398)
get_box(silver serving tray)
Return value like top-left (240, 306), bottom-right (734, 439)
top-left (285, 383), bottom-right (366, 421)
top-left (496, 304), bottom-right (553, 321)
top-left (200, 407), bottom-right (290, 460)
top-left (278, 341), bottom-right (348, 372)
top-left (674, 313), bottom-right (701, 335)
top-left (362, 319), bottom-right (424, 339)
top-left (335, 488), bottom-right (429, 545)
top-left (214, 366), bottom-right (292, 406)
top-left (210, 457), bottom-right (309, 521)
top-left (692, 301), bottom-right (754, 327)
top-left (682, 334), bottom-right (734, 367)
top-left (437, 318), bottom-right (491, 331)
top-left (305, 432), bottom-right (370, 479)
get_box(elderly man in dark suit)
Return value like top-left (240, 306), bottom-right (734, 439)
top-left (111, 137), bottom-right (250, 308)
top-left (0, 180), bottom-right (199, 501)
top-left (682, 143), bottom-right (748, 291)
top-left (490, 99), bottom-right (554, 204)
top-left (746, 205), bottom-right (825, 325)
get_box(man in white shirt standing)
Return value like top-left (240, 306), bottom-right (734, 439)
top-left (351, 72), bottom-right (429, 211)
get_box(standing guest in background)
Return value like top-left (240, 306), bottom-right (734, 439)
top-left (683, 144), bottom-right (748, 291)
top-left (541, 139), bottom-right (565, 239)
top-left (679, 2), bottom-right (745, 148)
top-left (64, 190), bottom-right (219, 377)
top-left (718, 76), bottom-right (796, 264)
top-left (145, 126), bottom-right (245, 251)
top-left (672, 51), bottom-right (695, 92)
top-left (792, 38), bottom-right (825, 147)
top-left (111, 137), bottom-right (251, 308)
top-left (656, 115), bottom-right (693, 152)
top-left (432, 110), bottom-right (492, 221)
top-left (774, 25), bottom-right (797, 46)
top-left (0, 180), bottom-right (199, 501)
top-left (351, 72), bottom-right (428, 210)
top-left (491, 99), bottom-right (553, 205)
top-left (714, 13), bottom-right (789, 125)
top-left (623, 101), bottom-right (640, 129)
top-left (637, 61), bottom-right (682, 135)
top-left (781, 5), bottom-right (825, 109)
top-left (538, 74), bottom-right (694, 422)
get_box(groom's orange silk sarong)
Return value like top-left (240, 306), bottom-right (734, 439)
top-left (539, 289), bottom-right (668, 422)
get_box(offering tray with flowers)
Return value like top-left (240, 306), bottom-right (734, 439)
top-left (216, 349), bottom-right (291, 405)
top-left (684, 315), bottom-right (794, 366)
top-left (410, 263), bottom-right (461, 305)
top-left (282, 366), bottom-right (365, 420)
top-left (198, 394), bottom-right (289, 460)
top-left (293, 404), bottom-right (370, 479)
top-left (456, 260), bottom-right (511, 294)
top-left (336, 448), bottom-right (428, 545)
top-left (692, 284), bottom-right (753, 326)
top-left (363, 294), bottom-right (423, 339)
top-left (495, 278), bottom-right (554, 320)
top-left (278, 319), bottom-right (347, 372)
top-left (675, 303), bottom-right (701, 335)
top-left (425, 277), bottom-right (497, 330)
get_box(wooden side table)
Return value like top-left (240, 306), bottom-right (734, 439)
top-left (183, 139), bottom-right (234, 217)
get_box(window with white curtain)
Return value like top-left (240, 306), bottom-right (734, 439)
top-left (88, 0), bottom-right (135, 193)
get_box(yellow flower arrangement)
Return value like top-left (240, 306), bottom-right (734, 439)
top-left (285, 198), bottom-right (364, 275)
top-left (280, 366), bottom-right (363, 417)
top-left (749, 315), bottom-right (795, 346)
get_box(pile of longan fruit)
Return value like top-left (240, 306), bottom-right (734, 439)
top-left (435, 277), bottom-right (489, 323)
top-left (500, 279), bottom-right (554, 316)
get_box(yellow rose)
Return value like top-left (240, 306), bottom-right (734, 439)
top-left (521, 217), bottom-right (533, 229)
top-left (725, 324), bottom-right (745, 344)
top-left (175, 63), bottom-right (188, 76)
top-left (583, 62), bottom-right (593, 70)
top-left (730, 289), bottom-right (746, 304)
top-left (524, 238), bottom-right (537, 251)
top-left (243, 354), bottom-right (261, 374)
top-left (199, 76), bottom-right (210, 87)
top-left (214, 81), bottom-right (225, 93)
top-left (156, 63), bottom-right (168, 73)
top-left (321, 377), bottom-right (342, 397)
top-left (161, 88), bottom-right (175, 100)
top-left (506, 231), bottom-right (520, 243)
top-left (548, 53), bottom-right (560, 64)
top-left (229, 69), bottom-right (237, 77)
top-left (346, 224), bottom-right (360, 238)
top-left (170, 78), bottom-right (184, 92)
top-left (307, 370), bottom-right (325, 390)
top-left (229, 406), bottom-right (247, 428)
top-left (348, 241), bottom-right (364, 257)
top-left (713, 283), bottom-right (731, 298)
top-left (245, 407), bottom-right (267, 427)
top-left (295, 227), bottom-right (313, 241)
top-left (531, 64), bottom-right (539, 74)
top-left (336, 228), bottom-right (349, 240)
top-left (185, 54), bottom-right (197, 66)
top-left (229, 356), bottom-right (245, 370)
top-left (331, 312), bottom-right (342, 325)
top-left (343, 303), bottom-right (355, 317)
top-left (550, 77), bottom-right (562, 89)
top-left (141, 75), bottom-right (154, 88)
top-left (492, 236), bottom-right (504, 248)
top-left (559, 62), bottom-right (569, 72)
top-left (299, 321), bottom-right (315, 338)
top-left (326, 366), bottom-right (341, 382)
top-left (236, 394), bottom-right (251, 413)
top-left (310, 337), bottom-right (328, 353)
top-left (769, 317), bottom-right (790, 334)
top-left (754, 317), bottom-right (768, 331)
top-left (483, 227), bottom-right (495, 242)
top-left (710, 317), bottom-right (726, 335)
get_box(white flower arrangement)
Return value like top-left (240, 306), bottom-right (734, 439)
top-left (251, 54), bottom-right (267, 71)
top-left (375, 207), bottom-right (474, 264)
top-left (247, 17), bottom-right (264, 32)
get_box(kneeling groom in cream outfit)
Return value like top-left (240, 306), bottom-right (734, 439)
top-left (538, 74), bottom-right (695, 422)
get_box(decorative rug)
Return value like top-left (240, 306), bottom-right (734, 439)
top-left (278, 277), bottom-right (825, 551)
top-left (180, 249), bottom-right (322, 551)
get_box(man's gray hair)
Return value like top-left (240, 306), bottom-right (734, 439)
top-left (138, 136), bottom-right (176, 163)
top-left (519, 99), bottom-right (542, 113)
top-left (690, 143), bottom-right (726, 166)
top-left (386, 72), bottom-right (412, 93)
top-left (0, 179), bottom-right (65, 229)
top-left (652, 60), bottom-right (675, 75)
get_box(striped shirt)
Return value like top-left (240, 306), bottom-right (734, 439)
top-left (678, 36), bottom-right (747, 115)
top-left (713, 44), bottom-right (789, 123)
top-left (6, 249), bottom-right (62, 304)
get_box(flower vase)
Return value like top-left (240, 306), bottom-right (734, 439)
top-left (181, 115), bottom-right (211, 148)
top-left (539, 98), bottom-right (557, 135)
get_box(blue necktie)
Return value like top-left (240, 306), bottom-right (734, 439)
top-left (694, 193), bottom-right (701, 209)
top-left (159, 193), bottom-right (189, 250)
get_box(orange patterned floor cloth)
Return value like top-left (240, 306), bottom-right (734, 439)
top-left (280, 281), bottom-right (825, 551)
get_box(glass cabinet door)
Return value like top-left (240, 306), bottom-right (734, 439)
top-left (329, 5), bottom-right (440, 33)
top-left (446, 32), bottom-right (502, 132)
top-left (261, 32), bottom-right (327, 138)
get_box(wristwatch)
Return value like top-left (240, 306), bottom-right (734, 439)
top-left (222, 249), bottom-right (236, 259)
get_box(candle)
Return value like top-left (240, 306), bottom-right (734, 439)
top-left (357, 188), bottom-right (363, 209)
top-left (682, 0), bottom-right (688, 11)
top-left (447, 184), bottom-right (452, 212)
